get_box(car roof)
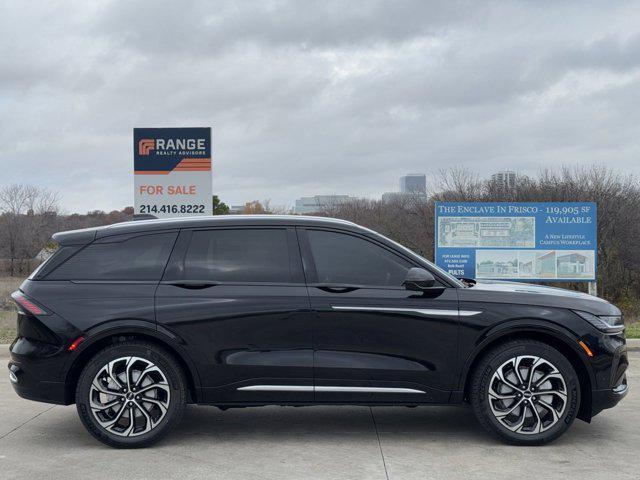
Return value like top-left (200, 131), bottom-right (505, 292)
top-left (52, 215), bottom-right (365, 245)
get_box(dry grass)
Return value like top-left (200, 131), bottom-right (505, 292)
top-left (0, 310), bottom-right (16, 343)
top-left (0, 276), bottom-right (23, 309)
top-left (0, 276), bottom-right (23, 343)
top-left (626, 322), bottom-right (640, 339)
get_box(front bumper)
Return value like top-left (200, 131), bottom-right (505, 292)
top-left (591, 374), bottom-right (629, 417)
top-left (586, 330), bottom-right (629, 418)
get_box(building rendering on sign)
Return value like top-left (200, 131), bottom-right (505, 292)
top-left (491, 170), bottom-right (518, 190)
top-left (557, 251), bottom-right (595, 278)
top-left (294, 195), bottom-right (356, 214)
top-left (535, 251), bottom-right (557, 278)
top-left (438, 216), bottom-right (535, 248)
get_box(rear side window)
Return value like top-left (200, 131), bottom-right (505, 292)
top-left (183, 229), bottom-right (292, 283)
top-left (47, 232), bottom-right (177, 281)
top-left (307, 229), bottom-right (411, 287)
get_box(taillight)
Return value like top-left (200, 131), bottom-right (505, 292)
top-left (11, 291), bottom-right (50, 316)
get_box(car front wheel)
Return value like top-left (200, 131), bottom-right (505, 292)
top-left (470, 339), bottom-right (580, 445)
top-left (76, 340), bottom-right (187, 448)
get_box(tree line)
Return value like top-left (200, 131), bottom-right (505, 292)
top-left (0, 184), bottom-right (133, 275)
top-left (322, 165), bottom-right (640, 319)
top-left (1, 164), bottom-right (638, 318)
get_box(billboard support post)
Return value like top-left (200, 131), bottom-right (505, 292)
top-left (588, 281), bottom-right (598, 297)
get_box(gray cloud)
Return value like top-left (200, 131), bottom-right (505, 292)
top-left (2, 0), bottom-right (640, 212)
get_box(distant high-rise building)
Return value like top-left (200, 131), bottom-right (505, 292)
top-left (491, 171), bottom-right (517, 190)
top-left (294, 195), bottom-right (355, 214)
top-left (228, 204), bottom-right (245, 214)
top-left (399, 174), bottom-right (427, 194)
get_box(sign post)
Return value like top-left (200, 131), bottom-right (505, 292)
top-left (134, 127), bottom-right (212, 218)
top-left (434, 202), bottom-right (597, 286)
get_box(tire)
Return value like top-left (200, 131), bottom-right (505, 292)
top-left (470, 339), bottom-right (580, 445)
top-left (76, 340), bottom-right (187, 448)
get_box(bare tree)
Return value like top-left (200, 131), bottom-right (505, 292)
top-left (0, 184), bottom-right (61, 275)
top-left (325, 165), bottom-right (640, 318)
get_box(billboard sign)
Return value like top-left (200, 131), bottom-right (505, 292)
top-left (435, 202), bottom-right (597, 281)
top-left (134, 127), bottom-right (212, 218)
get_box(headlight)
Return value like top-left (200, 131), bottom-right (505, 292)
top-left (573, 310), bottom-right (624, 333)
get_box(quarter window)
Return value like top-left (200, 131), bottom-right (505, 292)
top-left (47, 232), bottom-right (177, 281)
top-left (307, 230), bottom-right (411, 287)
top-left (183, 229), bottom-right (293, 283)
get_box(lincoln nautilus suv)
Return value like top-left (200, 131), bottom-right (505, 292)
top-left (8, 215), bottom-right (628, 447)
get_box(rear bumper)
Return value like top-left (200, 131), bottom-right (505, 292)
top-left (9, 372), bottom-right (67, 404)
top-left (8, 361), bottom-right (68, 405)
top-left (8, 336), bottom-right (71, 405)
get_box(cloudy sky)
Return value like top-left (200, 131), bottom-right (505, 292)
top-left (2, 0), bottom-right (640, 213)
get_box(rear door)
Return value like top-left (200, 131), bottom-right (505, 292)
top-left (299, 227), bottom-right (460, 404)
top-left (155, 226), bottom-right (313, 404)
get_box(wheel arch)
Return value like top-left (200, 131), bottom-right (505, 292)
top-left (460, 325), bottom-right (594, 422)
top-left (64, 322), bottom-right (201, 405)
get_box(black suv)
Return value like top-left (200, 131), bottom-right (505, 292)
top-left (9, 216), bottom-right (628, 447)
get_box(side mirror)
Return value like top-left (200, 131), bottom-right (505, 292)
top-left (403, 267), bottom-right (436, 291)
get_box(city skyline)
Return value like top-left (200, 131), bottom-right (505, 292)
top-left (47, 168), bottom-right (526, 214)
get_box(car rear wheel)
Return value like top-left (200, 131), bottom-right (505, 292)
top-left (76, 340), bottom-right (187, 448)
top-left (470, 339), bottom-right (580, 445)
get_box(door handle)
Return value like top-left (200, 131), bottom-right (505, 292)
top-left (164, 280), bottom-right (219, 289)
top-left (314, 283), bottom-right (360, 293)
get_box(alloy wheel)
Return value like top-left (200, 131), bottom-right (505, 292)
top-left (488, 355), bottom-right (567, 434)
top-left (89, 356), bottom-right (171, 437)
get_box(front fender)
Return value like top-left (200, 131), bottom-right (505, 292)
top-left (456, 318), bottom-right (595, 392)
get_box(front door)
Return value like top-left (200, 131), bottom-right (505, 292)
top-left (299, 227), bottom-right (459, 404)
top-left (155, 226), bottom-right (313, 404)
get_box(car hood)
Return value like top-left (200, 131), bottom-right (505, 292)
top-left (471, 280), bottom-right (601, 300)
top-left (458, 280), bottom-right (620, 316)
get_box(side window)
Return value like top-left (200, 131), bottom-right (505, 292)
top-left (307, 230), bottom-right (411, 287)
top-left (183, 229), bottom-right (293, 283)
top-left (47, 232), bottom-right (177, 281)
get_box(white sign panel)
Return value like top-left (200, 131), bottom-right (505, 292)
top-left (134, 128), bottom-right (212, 218)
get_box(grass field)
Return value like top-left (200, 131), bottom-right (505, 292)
top-left (626, 322), bottom-right (640, 339)
top-left (0, 276), bottom-right (22, 343)
top-left (0, 309), bottom-right (16, 343)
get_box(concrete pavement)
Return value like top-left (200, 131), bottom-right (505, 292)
top-left (0, 346), bottom-right (638, 480)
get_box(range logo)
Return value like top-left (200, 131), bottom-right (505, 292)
top-left (138, 139), bottom-right (155, 156)
top-left (138, 137), bottom-right (206, 156)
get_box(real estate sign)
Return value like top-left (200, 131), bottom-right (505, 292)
top-left (134, 127), bottom-right (212, 218)
top-left (434, 202), bottom-right (597, 281)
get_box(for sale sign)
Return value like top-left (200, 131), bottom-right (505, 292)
top-left (134, 127), bottom-right (212, 218)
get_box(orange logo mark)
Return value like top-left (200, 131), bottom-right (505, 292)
top-left (138, 139), bottom-right (155, 155)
